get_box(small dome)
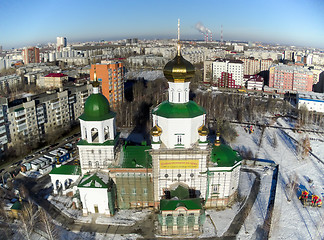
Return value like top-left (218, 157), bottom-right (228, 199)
top-left (79, 93), bottom-right (115, 121)
top-left (151, 124), bottom-right (162, 137)
top-left (198, 124), bottom-right (208, 136)
top-left (163, 46), bottom-right (195, 83)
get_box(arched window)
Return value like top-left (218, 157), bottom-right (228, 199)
top-left (88, 161), bottom-right (92, 167)
top-left (95, 161), bottom-right (99, 168)
top-left (91, 128), bottom-right (99, 142)
top-left (104, 126), bottom-right (109, 140)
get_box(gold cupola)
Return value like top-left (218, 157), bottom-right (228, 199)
top-left (163, 19), bottom-right (195, 83)
top-left (151, 124), bottom-right (162, 137)
top-left (198, 124), bottom-right (208, 136)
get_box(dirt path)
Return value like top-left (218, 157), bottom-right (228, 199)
top-left (223, 168), bottom-right (261, 238)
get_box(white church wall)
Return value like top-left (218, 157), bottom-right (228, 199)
top-left (79, 187), bottom-right (110, 215)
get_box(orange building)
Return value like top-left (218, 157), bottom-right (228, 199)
top-left (22, 47), bottom-right (40, 64)
top-left (90, 61), bottom-right (124, 109)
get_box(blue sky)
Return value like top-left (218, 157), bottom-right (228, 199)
top-left (1, 0), bottom-right (324, 49)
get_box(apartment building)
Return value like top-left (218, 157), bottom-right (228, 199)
top-left (0, 74), bottom-right (22, 91)
top-left (37, 73), bottom-right (68, 88)
top-left (22, 47), bottom-right (40, 64)
top-left (240, 58), bottom-right (273, 75)
top-left (90, 61), bottom-right (124, 109)
top-left (0, 83), bottom-right (92, 151)
top-left (212, 59), bottom-right (244, 87)
top-left (269, 64), bottom-right (313, 92)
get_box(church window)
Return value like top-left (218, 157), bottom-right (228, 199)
top-left (165, 174), bottom-right (169, 178)
top-left (104, 126), bottom-right (109, 140)
top-left (190, 173), bottom-right (194, 178)
top-left (121, 188), bottom-right (125, 195)
top-left (143, 188), bottom-right (148, 195)
top-left (177, 135), bottom-right (182, 145)
top-left (132, 188), bottom-right (136, 195)
top-left (95, 161), bottom-right (99, 168)
top-left (88, 161), bottom-right (92, 167)
top-left (178, 93), bottom-right (181, 102)
top-left (177, 173), bottom-right (181, 178)
top-left (212, 184), bottom-right (220, 194)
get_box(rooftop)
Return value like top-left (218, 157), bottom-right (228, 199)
top-left (121, 142), bottom-right (152, 168)
top-left (45, 73), bottom-right (67, 78)
top-left (49, 165), bottom-right (81, 175)
top-left (78, 172), bottom-right (110, 189)
top-left (152, 101), bottom-right (205, 118)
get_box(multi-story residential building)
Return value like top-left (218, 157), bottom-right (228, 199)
top-left (22, 47), bottom-right (40, 64)
top-left (37, 73), bottom-right (68, 88)
top-left (90, 61), bottom-right (124, 109)
top-left (309, 67), bottom-right (324, 84)
top-left (0, 83), bottom-right (92, 151)
top-left (203, 59), bottom-right (214, 83)
top-left (241, 58), bottom-right (259, 75)
top-left (57, 37), bottom-right (67, 51)
top-left (212, 59), bottom-right (243, 87)
top-left (0, 74), bottom-right (22, 91)
top-left (269, 64), bottom-right (313, 92)
top-left (260, 59), bottom-right (273, 72)
top-left (240, 58), bottom-right (273, 75)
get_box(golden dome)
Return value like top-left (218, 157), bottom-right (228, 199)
top-left (151, 124), bottom-right (162, 136)
top-left (198, 124), bottom-right (208, 136)
top-left (163, 43), bottom-right (195, 83)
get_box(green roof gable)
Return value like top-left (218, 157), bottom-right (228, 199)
top-left (50, 165), bottom-right (81, 175)
top-left (210, 144), bottom-right (242, 167)
top-left (160, 198), bottom-right (202, 211)
top-left (79, 93), bottom-right (115, 121)
top-left (152, 101), bottom-right (205, 118)
top-left (170, 185), bottom-right (189, 199)
top-left (78, 173), bottom-right (109, 188)
top-left (122, 144), bottom-right (152, 168)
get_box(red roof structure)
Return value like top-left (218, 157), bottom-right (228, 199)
top-left (45, 73), bottom-right (67, 78)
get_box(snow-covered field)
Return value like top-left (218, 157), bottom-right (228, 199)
top-left (231, 118), bottom-right (324, 240)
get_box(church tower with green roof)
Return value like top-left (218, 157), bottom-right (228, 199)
top-left (77, 72), bottom-right (119, 174)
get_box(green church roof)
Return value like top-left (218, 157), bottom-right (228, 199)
top-left (78, 173), bottom-right (109, 189)
top-left (50, 165), bottom-right (81, 175)
top-left (152, 100), bottom-right (205, 118)
top-left (79, 93), bottom-right (115, 121)
top-left (122, 143), bottom-right (152, 168)
top-left (160, 198), bottom-right (202, 211)
top-left (210, 144), bottom-right (242, 167)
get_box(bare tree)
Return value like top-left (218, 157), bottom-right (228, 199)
top-left (38, 208), bottom-right (58, 240)
top-left (19, 201), bottom-right (38, 240)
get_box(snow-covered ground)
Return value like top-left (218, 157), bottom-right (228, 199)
top-left (230, 118), bottom-right (324, 239)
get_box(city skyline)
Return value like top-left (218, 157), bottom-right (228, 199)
top-left (1, 0), bottom-right (324, 49)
